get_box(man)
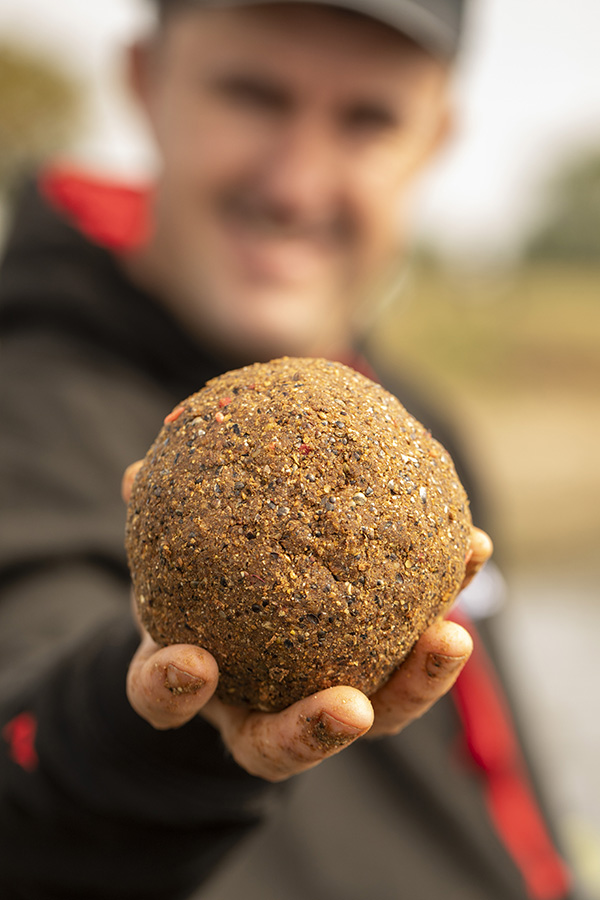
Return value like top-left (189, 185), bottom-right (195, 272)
top-left (0, 2), bottom-right (575, 898)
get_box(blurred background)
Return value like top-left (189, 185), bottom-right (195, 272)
top-left (0, 0), bottom-right (598, 893)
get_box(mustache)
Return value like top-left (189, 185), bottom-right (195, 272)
top-left (218, 194), bottom-right (353, 245)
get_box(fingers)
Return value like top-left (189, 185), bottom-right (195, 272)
top-left (127, 632), bottom-right (219, 730)
top-left (462, 526), bottom-right (493, 589)
top-left (367, 619), bottom-right (473, 739)
top-left (121, 460), bottom-right (144, 504)
top-left (201, 686), bottom-right (374, 783)
top-left (128, 632), bottom-right (374, 776)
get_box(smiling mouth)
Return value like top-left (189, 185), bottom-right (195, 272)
top-left (218, 197), bottom-right (349, 259)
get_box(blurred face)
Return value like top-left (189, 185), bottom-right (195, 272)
top-left (129, 3), bottom-right (450, 364)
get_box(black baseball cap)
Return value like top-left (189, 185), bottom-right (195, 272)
top-left (153, 0), bottom-right (466, 60)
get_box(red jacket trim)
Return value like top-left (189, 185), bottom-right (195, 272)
top-left (40, 166), bottom-right (153, 251)
top-left (450, 610), bottom-right (572, 899)
top-left (2, 712), bottom-right (39, 773)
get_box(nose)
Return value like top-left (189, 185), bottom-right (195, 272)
top-left (257, 115), bottom-right (342, 224)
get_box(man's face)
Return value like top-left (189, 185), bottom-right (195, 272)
top-left (133, 3), bottom-right (450, 363)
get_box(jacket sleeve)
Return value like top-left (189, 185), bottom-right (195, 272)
top-left (0, 331), bottom-right (279, 900)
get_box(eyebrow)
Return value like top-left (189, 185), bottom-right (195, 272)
top-left (207, 72), bottom-right (293, 112)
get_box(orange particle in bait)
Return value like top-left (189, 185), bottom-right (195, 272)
top-left (164, 406), bottom-right (184, 425)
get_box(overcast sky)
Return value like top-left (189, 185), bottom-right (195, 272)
top-left (1, 0), bottom-right (599, 259)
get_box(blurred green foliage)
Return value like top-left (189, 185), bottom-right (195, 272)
top-left (0, 42), bottom-right (80, 196)
top-left (371, 262), bottom-right (600, 395)
top-left (523, 148), bottom-right (600, 265)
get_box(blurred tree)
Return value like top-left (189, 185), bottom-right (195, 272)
top-left (0, 42), bottom-right (80, 198)
top-left (523, 148), bottom-right (600, 264)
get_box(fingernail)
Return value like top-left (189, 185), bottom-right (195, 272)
top-left (307, 712), bottom-right (363, 750)
top-left (425, 653), bottom-right (469, 679)
top-left (165, 664), bottom-right (205, 695)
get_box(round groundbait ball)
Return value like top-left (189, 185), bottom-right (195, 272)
top-left (126, 357), bottom-right (471, 711)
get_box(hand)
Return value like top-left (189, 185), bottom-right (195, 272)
top-left (122, 462), bottom-right (491, 782)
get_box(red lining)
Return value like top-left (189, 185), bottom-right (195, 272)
top-left (450, 611), bottom-right (571, 899)
top-left (40, 167), bottom-right (152, 251)
top-left (2, 712), bottom-right (39, 773)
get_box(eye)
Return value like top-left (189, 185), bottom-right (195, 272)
top-left (343, 104), bottom-right (401, 137)
top-left (210, 74), bottom-right (289, 116)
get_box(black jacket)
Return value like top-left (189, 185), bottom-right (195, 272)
top-left (0, 176), bottom-right (575, 900)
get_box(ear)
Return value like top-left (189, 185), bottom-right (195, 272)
top-left (126, 38), bottom-right (156, 115)
top-left (415, 99), bottom-right (455, 174)
top-left (126, 37), bottom-right (166, 146)
top-left (428, 100), bottom-right (455, 160)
